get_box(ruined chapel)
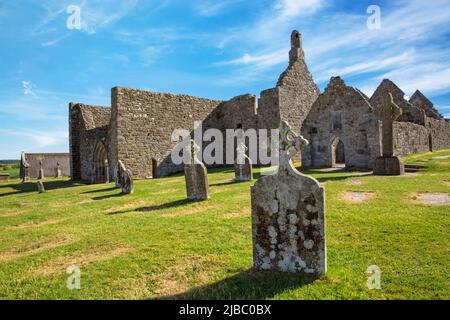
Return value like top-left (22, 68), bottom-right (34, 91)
top-left (68, 30), bottom-right (450, 183)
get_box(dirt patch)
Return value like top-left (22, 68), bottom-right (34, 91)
top-left (5, 219), bottom-right (62, 231)
top-left (162, 204), bottom-right (218, 218)
top-left (153, 188), bottom-right (179, 195)
top-left (0, 210), bottom-right (22, 218)
top-left (105, 200), bottom-right (148, 214)
top-left (410, 193), bottom-right (450, 205)
top-left (342, 191), bottom-right (376, 204)
top-left (222, 208), bottom-right (250, 219)
top-left (0, 236), bottom-right (75, 263)
top-left (152, 256), bottom-right (222, 297)
top-left (32, 246), bottom-right (132, 276)
top-left (157, 179), bottom-right (182, 186)
top-left (347, 180), bottom-right (365, 186)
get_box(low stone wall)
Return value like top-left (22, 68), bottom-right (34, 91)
top-left (394, 122), bottom-right (430, 156)
top-left (23, 153), bottom-right (70, 178)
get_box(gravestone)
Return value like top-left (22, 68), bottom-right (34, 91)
top-left (37, 181), bottom-right (45, 193)
top-left (55, 162), bottom-right (62, 178)
top-left (251, 121), bottom-right (326, 275)
top-left (373, 93), bottom-right (405, 175)
top-left (37, 160), bottom-right (45, 180)
top-left (184, 140), bottom-right (209, 201)
top-left (235, 143), bottom-right (253, 182)
top-left (21, 152), bottom-right (30, 183)
top-left (115, 160), bottom-right (126, 188)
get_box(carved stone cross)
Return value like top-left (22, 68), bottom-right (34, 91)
top-left (374, 93), bottom-right (402, 157)
top-left (279, 121), bottom-right (309, 169)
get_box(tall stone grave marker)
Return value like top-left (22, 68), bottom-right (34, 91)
top-left (37, 160), bottom-right (44, 180)
top-left (251, 121), bottom-right (326, 275)
top-left (116, 160), bottom-right (134, 194)
top-left (235, 143), bottom-right (253, 182)
top-left (373, 93), bottom-right (405, 175)
top-left (37, 181), bottom-right (45, 193)
top-left (55, 162), bottom-right (62, 178)
top-left (20, 152), bottom-right (30, 183)
top-left (184, 140), bottom-right (209, 201)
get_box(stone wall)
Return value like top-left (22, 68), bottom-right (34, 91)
top-left (427, 117), bottom-right (450, 151)
top-left (301, 77), bottom-right (381, 169)
top-left (110, 87), bottom-right (223, 178)
top-left (69, 103), bottom-right (110, 181)
top-left (23, 153), bottom-right (70, 178)
top-left (276, 31), bottom-right (320, 135)
top-left (409, 90), bottom-right (442, 119)
top-left (393, 121), bottom-right (430, 156)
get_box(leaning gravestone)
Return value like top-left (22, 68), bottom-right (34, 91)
top-left (115, 160), bottom-right (126, 188)
top-left (251, 121), bottom-right (326, 275)
top-left (37, 181), bottom-right (45, 193)
top-left (20, 152), bottom-right (31, 183)
top-left (115, 160), bottom-right (134, 194)
top-left (184, 140), bottom-right (209, 201)
top-left (235, 143), bottom-right (253, 182)
top-left (37, 160), bottom-right (44, 180)
top-left (373, 93), bottom-right (405, 176)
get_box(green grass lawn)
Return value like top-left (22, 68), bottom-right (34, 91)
top-left (0, 150), bottom-right (449, 300)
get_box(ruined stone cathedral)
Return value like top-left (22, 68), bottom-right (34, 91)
top-left (68, 31), bottom-right (450, 183)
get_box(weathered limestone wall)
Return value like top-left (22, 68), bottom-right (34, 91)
top-left (69, 103), bottom-right (110, 181)
top-left (301, 77), bottom-right (381, 169)
top-left (370, 79), bottom-right (426, 126)
top-left (276, 32), bottom-right (320, 135)
top-left (23, 153), bottom-right (70, 178)
top-left (110, 87), bottom-right (223, 178)
top-left (426, 117), bottom-right (450, 151)
top-left (393, 122), bottom-right (430, 156)
top-left (409, 90), bottom-right (442, 119)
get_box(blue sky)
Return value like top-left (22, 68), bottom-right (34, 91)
top-left (1, 0), bottom-right (450, 159)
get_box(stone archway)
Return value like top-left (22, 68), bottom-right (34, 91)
top-left (92, 141), bottom-right (109, 184)
top-left (331, 137), bottom-right (346, 168)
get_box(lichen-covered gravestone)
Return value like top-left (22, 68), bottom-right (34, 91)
top-left (115, 160), bottom-right (134, 194)
top-left (235, 143), bottom-right (253, 182)
top-left (37, 160), bottom-right (44, 180)
top-left (37, 181), bottom-right (45, 193)
top-left (184, 140), bottom-right (209, 201)
top-left (251, 121), bottom-right (326, 275)
top-left (20, 152), bottom-right (30, 183)
top-left (373, 93), bottom-right (405, 176)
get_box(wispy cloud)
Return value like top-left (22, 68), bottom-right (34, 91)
top-left (0, 128), bottom-right (68, 149)
top-left (140, 46), bottom-right (167, 67)
top-left (193, 0), bottom-right (245, 17)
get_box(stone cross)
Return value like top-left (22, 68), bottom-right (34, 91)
top-left (184, 140), bottom-right (209, 200)
top-left (251, 121), bottom-right (326, 275)
top-left (235, 143), bottom-right (253, 182)
top-left (374, 93), bottom-right (402, 157)
top-left (38, 160), bottom-right (44, 180)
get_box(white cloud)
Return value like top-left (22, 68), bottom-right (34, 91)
top-left (140, 46), bottom-right (166, 66)
top-left (274, 0), bottom-right (323, 20)
top-left (0, 128), bottom-right (68, 149)
top-left (193, 0), bottom-right (245, 17)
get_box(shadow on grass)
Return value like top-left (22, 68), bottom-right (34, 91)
top-left (93, 192), bottom-right (127, 201)
top-left (82, 187), bottom-right (117, 194)
top-left (0, 180), bottom-right (86, 197)
top-left (108, 198), bottom-right (195, 215)
top-left (154, 268), bottom-right (320, 300)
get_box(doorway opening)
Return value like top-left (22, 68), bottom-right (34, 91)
top-left (331, 137), bottom-right (346, 168)
top-left (92, 141), bottom-right (109, 184)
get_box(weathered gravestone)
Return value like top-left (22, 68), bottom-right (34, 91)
top-left (37, 181), bottom-right (45, 193)
top-left (184, 140), bottom-right (209, 201)
top-left (235, 143), bottom-right (253, 182)
top-left (373, 93), bottom-right (405, 176)
top-left (251, 121), bottom-right (326, 275)
top-left (37, 160), bottom-right (44, 180)
top-left (20, 152), bottom-right (31, 183)
top-left (116, 160), bottom-right (134, 194)
top-left (55, 162), bottom-right (62, 178)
